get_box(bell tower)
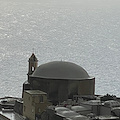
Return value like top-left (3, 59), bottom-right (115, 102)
top-left (28, 53), bottom-right (38, 76)
top-left (23, 53), bottom-right (38, 98)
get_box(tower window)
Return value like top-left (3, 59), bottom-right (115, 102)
top-left (32, 67), bottom-right (34, 71)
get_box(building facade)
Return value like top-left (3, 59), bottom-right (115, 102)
top-left (23, 90), bottom-right (49, 120)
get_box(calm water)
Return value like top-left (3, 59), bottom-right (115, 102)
top-left (0, 0), bottom-right (120, 98)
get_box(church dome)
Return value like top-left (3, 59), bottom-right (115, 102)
top-left (32, 61), bottom-right (90, 80)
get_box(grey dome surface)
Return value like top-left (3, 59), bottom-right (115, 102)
top-left (32, 61), bottom-right (89, 79)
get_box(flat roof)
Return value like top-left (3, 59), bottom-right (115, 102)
top-left (25, 90), bottom-right (47, 95)
top-left (95, 116), bottom-right (119, 120)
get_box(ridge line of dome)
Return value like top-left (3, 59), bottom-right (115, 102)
top-left (30, 75), bottom-right (95, 81)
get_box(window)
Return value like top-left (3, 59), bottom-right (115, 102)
top-left (28, 96), bottom-right (30, 101)
top-left (24, 106), bottom-right (26, 112)
top-left (39, 95), bottom-right (43, 103)
top-left (38, 108), bottom-right (41, 113)
top-left (32, 109), bottom-right (34, 113)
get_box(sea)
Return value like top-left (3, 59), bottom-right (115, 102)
top-left (0, 0), bottom-right (120, 98)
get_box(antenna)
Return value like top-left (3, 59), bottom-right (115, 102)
top-left (32, 48), bottom-right (35, 53)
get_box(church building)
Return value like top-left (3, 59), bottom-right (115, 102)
top-left (23, 53), bottom-right (95, 104)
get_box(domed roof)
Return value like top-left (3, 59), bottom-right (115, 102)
top-left (32, 61), bottom-right (90, 79)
